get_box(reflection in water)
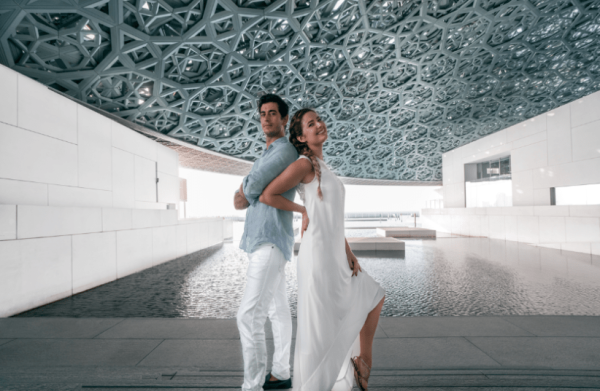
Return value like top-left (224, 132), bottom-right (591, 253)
top-left (15, 237), bottom-right (600, 318)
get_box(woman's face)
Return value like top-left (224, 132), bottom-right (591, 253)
top-left (298, 111), bottom-right (328, 147)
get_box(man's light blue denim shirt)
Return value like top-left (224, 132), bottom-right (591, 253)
top-left (239, 137), bottom-right (299, 261)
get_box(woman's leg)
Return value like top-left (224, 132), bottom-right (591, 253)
top-left (359, 296), bottom-right (385, 369)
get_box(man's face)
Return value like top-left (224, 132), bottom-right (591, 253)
top-left (260, 102), bottom-right (288, 138)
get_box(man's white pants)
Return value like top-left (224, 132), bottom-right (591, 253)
top-left (237, 243), bottom-right (292, 391)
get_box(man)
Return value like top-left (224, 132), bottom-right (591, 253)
top-left (234, 94), bottom-right (298, 391)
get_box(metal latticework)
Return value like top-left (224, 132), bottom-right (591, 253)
top-left (1, 0), bottom-right (600, 182)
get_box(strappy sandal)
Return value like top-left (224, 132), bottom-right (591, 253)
top-left (350, 356), bottom-right (370, 391)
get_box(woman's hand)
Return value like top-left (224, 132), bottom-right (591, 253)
top-left (347, 251), bottom-right (362, 276)
top-left (301, 207), bottom-right (309, 238)
top-left (234, 184), bottom-right (250, 210)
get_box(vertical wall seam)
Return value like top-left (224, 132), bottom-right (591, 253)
top-left (76, 106), bottom-right (79, 187)
top-left (15, 73), bottom-right (19, 127)
top-left (110, 134), bottom-right (114, 206)
top-left (543, 114), bottom-right (548, 169)
top-left (114, 231), bottom-right (118, 282)
top-left (569, 102), bottom-right (574, 164)
top-left (70, 235), bottom-right (74, 296)
top-left (154, 161), bottom-right (159, 202)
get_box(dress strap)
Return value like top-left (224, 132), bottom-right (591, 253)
top-left (297, 155), bottom-right (311, 162)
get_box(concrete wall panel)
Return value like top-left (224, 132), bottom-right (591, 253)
top-left (0, 68), bottom-right (178, 211)
top-left (187, 223), bottom-right (202, 254)
top-left (565, 217), bottom-right (600, 243)
top-left (77, 106), bottom-right (112, 191)
top-left (158, 172), bottom-right (179, 205)
top-left (102, 208), bottom-right (133, 232)
top-left (517, 216), bottom-right (539, 244)
top-left (570, 90), bottom-right (600, 128)
top-left (160, 210), bottom-right (178, 227)
top-left (511, 129), bottom-right (547, 150)
top-left (116, 228), bottom-right (153, 279)
top-left (157, 146), bottom-right (179, 176)
top-left (0, 240), bottom-right (21, 317)
top-left (18, 205), bottom-right (102, 239)
top-left (0, 65), bottom-right (17, 126)
top-left (0, 205), bottom-right (16, 240)
top-left (506, 114), bottom-right (546, 142)
top-left (0, 216), bottom-right (226, 317)
top-left (152, 226), bottom-right (178, 266)
top-left (72, 232), bottom-right (117, 294)
top-left (135, 201), bottom-right (167, 210)
top-left (504, 215), bottom-right (518, 242)
top-left (112, 122), bottom-right (157, 162)
top-left (571, 120), bottom-right (600, 162)
top-left (112, 148), bottom-right (135, 209)
top-left (176, 225), bottom-right (187, 257)
top-left (134, 156), bottom-right (156, 203)
top-left (569, 205), bottom-right (600, 217)
top-left (512, 170), bottom-right (534, 206)
top-left (17, 75), bottom-right (77, 144)
top-left (533, 188), bottom-right (550, 206)
top-left (539, 216), bottom-right (566, 244)
top-left (0, 123), bottom-right (78, 186)
top-left (423, 206), bottom-right (600, 256)
top-left (14, 236), bottom-right (72, 317)
top-left (133, 209), bottom-right (161, 229)
top-left (0, 178), bottom-right (48, 206)
top-left (546, 105), bottom-right (572, 166)
top-left (511, 141), bottom-right (548, 173)
top-left (48, 185), bottom-right (112, 208)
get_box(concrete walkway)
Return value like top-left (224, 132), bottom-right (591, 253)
top-left (1, 316), bottom-right (600, 390)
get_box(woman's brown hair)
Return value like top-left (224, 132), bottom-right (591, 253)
top-left (288, 108), bottom-right (323, 200)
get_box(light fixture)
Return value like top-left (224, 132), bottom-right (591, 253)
top-left (333, 0), bottom-right (345, 11)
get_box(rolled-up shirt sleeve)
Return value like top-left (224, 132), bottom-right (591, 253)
top-left (242, 144), bottom-right (297, 206)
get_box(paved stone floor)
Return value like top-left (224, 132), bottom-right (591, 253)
top-left (1, 316), bottom-right (600, 390)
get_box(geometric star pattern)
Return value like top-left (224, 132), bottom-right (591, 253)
top-left (1, 0), bottom-right (600, 182)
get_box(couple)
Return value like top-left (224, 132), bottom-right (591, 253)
top-left (234, 94), bottom-right (385, 391)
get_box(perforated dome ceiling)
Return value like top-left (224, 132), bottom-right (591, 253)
top-left (1, 0), bottom-right (600, 182)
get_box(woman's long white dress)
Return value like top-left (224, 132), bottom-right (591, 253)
top-left (294, 156), bottom-right (385, 391)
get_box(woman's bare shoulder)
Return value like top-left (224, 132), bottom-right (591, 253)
top-left (292, 157), bottom-right (315, 184)
top-left (290, 158), bottom-right (313, 171)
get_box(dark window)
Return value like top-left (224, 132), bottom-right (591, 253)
top-left (470, 156), bottom-right (511, 182)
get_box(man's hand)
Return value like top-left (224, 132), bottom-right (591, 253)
top-left (234, 183), bottom-right (250, 210)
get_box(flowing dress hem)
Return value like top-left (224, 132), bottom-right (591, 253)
top-left (297, 284), bottom-right (386, 391)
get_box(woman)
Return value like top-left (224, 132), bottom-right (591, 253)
top-left (259, 108), bottom-right (385, 391)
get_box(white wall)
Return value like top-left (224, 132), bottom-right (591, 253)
top-left (442, 90), bottom-right (600, 208)
top-left (465, 180), bottom-right (512, 208)
top-left (0, 206), bottom-right (231, 317)
top-left (0, 64), bottom-right (233, 317)
top-left (425, 90), bottom-right (600, 255)
top-left (0, 64), bottom-right (179, 209)
top-left (422, 205), bottom-right (600, 256)
top-left (179, 168), bottom-right (246, 218)
top-left (344, 185), bottom-right (442, 213)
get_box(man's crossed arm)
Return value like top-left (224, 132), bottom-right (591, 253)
top-left (233, 143), bottom-right (298, 211)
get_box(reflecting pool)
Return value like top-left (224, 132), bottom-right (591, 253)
top-left (15, 237), bottom-right (600, 318)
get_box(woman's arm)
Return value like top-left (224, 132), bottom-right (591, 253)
top-left (242, 145), bottom-right (298, 206)
top-left (233, 184), bottom-right (249, 210)
top-left (259, 158), bottom-right (313, 213)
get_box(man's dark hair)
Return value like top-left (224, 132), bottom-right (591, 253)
top-left (258, 94), bottom-right (289, 119)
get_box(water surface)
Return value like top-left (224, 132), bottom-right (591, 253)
top-left (16, 237), bottom-right (600, 318)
